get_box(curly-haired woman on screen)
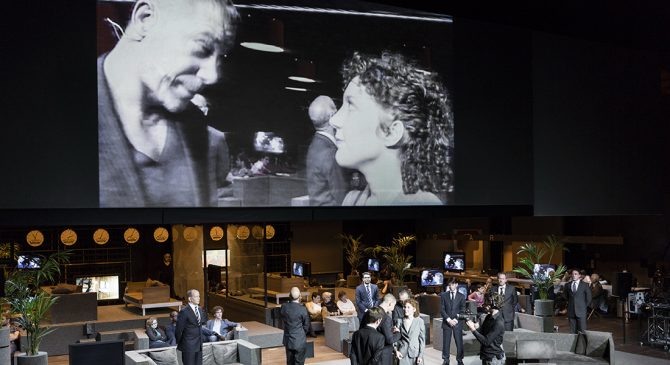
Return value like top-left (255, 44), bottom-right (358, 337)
top-left (330, 51), bottom-right (454, 206)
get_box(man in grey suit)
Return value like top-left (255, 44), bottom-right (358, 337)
top-left (440, 278), bottom-right (465, 365)
top-left (356, 272), bottom-right (381, 326)
top-left (494, 272), bottom-right (518, 331)
top-left (565, 268), bottom-right (592, 333)
top-left (281, 287), bottom-right (310, 365)
top-left (305, 95), bottom-right (347, 206)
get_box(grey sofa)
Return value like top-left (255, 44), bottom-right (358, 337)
top-left (504, 329), bottom-right (615, 365)
top-left (124, 340), bottom-right (261, 365)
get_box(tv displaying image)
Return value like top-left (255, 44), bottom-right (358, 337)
top-left (533, 264), bottom-right (557, 280)
top-left (292, 261), bottom-right (310, 277)
top-left (421, 269), bottom-right (444, 287)
top-left (17, 255), bottom-right (41, 269)
top-left (75, 275), bottom-right (120, 300)
top-left (444, 252), bottom-right (465, 271)
top-left (96, 0), bottom-right (454, 208)
top-left (368, 258), bottom-right (380, 272)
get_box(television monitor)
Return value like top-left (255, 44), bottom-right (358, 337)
top-left (17, 255), bottom-right (41, 269)
top-left (75, 275), bottom-right (120, 300)
top-left (533, 264), bottom-right (557, 280)
top-left (292, 261), bottom-right (311, 277)
top-left (254, 132), bottom-right (285, 154)
top-left (443, 252), bottom-right (465, 271)
top-left (421, 269), bottom-right (444, 287)
top-left (69, 340), bottom-right (124, 365)
top-left (204, 249), bottom-right (229, 267)
top-left (368, 258), bottom-right (380, 272)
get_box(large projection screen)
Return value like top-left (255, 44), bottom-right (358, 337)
top-left (97, 0), bottom-right (454, 208)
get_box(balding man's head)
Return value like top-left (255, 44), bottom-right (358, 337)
top-left (289, 287), bottom-right (301, 302)
top-left (308, 95), bottom-right (336, 130)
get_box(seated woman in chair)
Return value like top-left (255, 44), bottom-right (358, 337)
top-left (204, 306), bottom-right (240, 342)
top-left (145, 317), bottom-right (170, 348)
top-left (336, 290), bottom-right (357, 316)
top-left (305, 292), bottom-right (323, 321)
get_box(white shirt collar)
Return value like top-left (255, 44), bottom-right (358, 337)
top-left (316, 130), bottom-right (337, 145)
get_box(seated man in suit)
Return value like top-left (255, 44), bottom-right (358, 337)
top-left (350, 307), bottom-right (386, 365)
top-left (204, 305), bottom-right (240, 342)
top-left (165, 311), bottom-right (178, 346)
top-left (146, 317), bottom-right (170, 348)
top-left (356, 272), bottom-right (381, 325)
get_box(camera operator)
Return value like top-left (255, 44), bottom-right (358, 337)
top-left (440, 278), bottom-right (465, 365)
top-left (465, 293), bottom-right (506, 365)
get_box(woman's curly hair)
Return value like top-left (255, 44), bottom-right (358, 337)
top-left (341, 51), bottom-right (454, 196)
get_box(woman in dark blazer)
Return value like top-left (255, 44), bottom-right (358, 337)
top-left (395, 299), bottom-right (425, 365)
top-left (145, 317), bottom-right (170, 348)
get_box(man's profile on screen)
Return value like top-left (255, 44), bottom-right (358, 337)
top-left (98, 0), bottom-right (238, 207)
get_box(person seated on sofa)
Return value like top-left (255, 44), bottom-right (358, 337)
top-left (145, 317), bottom-right (170, 348)
top-left (165, 311), bottom-right (178, 346)
top-left (320, 292), bottom-right (341, 317)
top-left (336, 290), bottom-right (357, 316)
top-left (336, 272), bottom-right (347, 287)
top-left (305, 292), bottom-right (323, 321)
top-left (468, 283), bottom-right (486, 312)
top-left (589, 273), bottom-right (607, 313)
top-left (204, 306), bottom-right (241, 342)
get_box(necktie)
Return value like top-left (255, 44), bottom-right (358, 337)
top-left (366, 285), bottom-right (373, 307)
top-left (195, 306), bottom-right (201, 323)
top-left (572, 282), bottom-right (577, 293)
top-left (499, 286), bottom-right (504, 295)
top-left (451, 292), bottom-right (455, 301)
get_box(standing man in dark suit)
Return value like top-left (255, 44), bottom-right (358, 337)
top-left (494, 272), bottom-right (518, 331)
top-left (281, 287), bottom-right (311, 365)
top-left (306, 95), bottom-right (348, 206)
top-left (176, 289), bottom-right (207, 365)
top-left (565, 268), bottom-right (592, 333)
top-left (356, 272), bottom-right (381, 326)
top-left (440, 278), bottom-right (465, 365)
top-left (376, 294), bottom-right (401, 364)
top-left (350, 307), bottom-right (386, 365)
top-left (392, 290), bottom-right (411, 327)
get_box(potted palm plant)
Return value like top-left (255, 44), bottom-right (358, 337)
top-left (513, 235), bottom-right (567, 316)
top-left (366, 234), bottom-right (415, 296)
top-left (341, 234), bottom-right (364, 287)
top-left (6, 251), bottom-right (70, 365)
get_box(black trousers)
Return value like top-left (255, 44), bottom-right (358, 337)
top-left (504, 320), bottom-right (514, 332)
top-left (181, 351), bottom-right (202, 365)
top-left (442, 323), bottom-right (464, 361)
top-left (286, 346), bottom-right (306, 365)
top-left (569, 316), bottom-right (587, 334)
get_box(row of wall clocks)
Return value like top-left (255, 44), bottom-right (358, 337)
top-left (24, 224), bottom-right (276, 247)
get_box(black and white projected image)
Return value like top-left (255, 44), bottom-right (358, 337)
top-left (97, 0), bottom-right (454, 207)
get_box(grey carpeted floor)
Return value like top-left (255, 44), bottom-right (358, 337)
top-left (311, 347), bottom-right (670, 365)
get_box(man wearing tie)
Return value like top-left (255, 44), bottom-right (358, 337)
top-left (494, 273), bottom-right (518, 331)
top-left (355, 272), bottom-right (381, 326)
top-left (176, 289), bottom-right (207, 365)
top-left (440, 278), bottom-right (465, 365)
top-left (565, 268), bottom-right (592, 334)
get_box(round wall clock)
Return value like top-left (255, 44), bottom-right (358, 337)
top-left (93, 228), bottom-right (110, 245)
top-left (60, 229), bottom-right (78, 246)
top-left (236, 225), bottom-right (250, 240)
top-left (183, 227), bottom-right (198, 242)
top-left (153, 227), bottom-right (169, 243)
top-left (124, 227), bottom-right (140, 244)
top-left (209, 226), bottom-right (224, 241)
top-left (265, 225), bottom-right (275, 239)
top-left (26, 230), bottom-right (45, 247)
top-left (251, 225), bottom-right (264, 240)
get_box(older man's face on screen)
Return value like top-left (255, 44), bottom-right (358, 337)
top-left (139, 1), bottom-right (228, 113)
